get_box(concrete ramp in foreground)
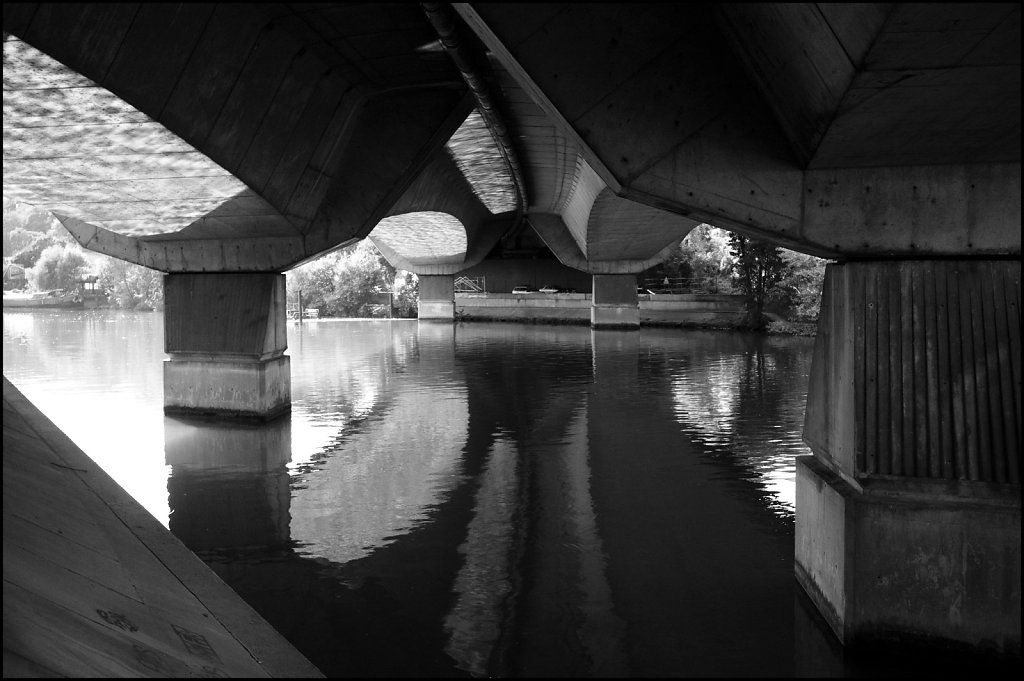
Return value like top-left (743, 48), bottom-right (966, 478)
top-left (2, 377), bottom-right (322, 678)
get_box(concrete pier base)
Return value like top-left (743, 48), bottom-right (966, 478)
top-left (163, 273), bottom-right (290, 421)
top-left (419, 274), bottom-right (455, 321)
top-left (796, 455), bottom-right (1021, 654)
top-left (591, 274), bottom-right (639, 329)
top-left (164, 356), bottom-right (291, 421)
top-left (797, 260), bottom-right (1021, 656)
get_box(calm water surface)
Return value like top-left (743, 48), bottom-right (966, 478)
top-left (4, 309), bottom-right (1002, 677)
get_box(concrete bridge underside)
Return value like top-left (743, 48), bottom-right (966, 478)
top-left (2, 2), bottom-right (1020, 659)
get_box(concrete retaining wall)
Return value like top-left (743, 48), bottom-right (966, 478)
top-left (455, 292), bottom-right (747, 325)
top-left (639, 294), bottom-right (746, 325)
top-left (456, 293), bottom-right (591, 322)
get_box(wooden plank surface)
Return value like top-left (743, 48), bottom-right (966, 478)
top-left (2, 377), bottom-right (323, 678)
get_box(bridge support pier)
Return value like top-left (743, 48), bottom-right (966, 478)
top-left (591, 274), bottom-right (639, 329)
top-left (163, 273), bottom-right (290, 421)
top-left (796, 260), bottom-right (1020, 655)
top-left (418, 274), bottom-right (455, 321)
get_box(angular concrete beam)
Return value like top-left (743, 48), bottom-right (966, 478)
top-left (59, 215), bottom-right (306, 273)
top-left (528, 213), bottom-right (687, 275)
top-left (304, 89), bottom-right (475, 256)
top-left (800, 163), bottom-right (1022, 256)
top-left (453, 3), bottom-right (623, 195)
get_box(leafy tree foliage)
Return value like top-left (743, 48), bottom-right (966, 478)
top-left (3, 198), bottom-right (74, 267)
top-left (392, 271), bottom-right (419, 318)
top-left (331, 240), bottom-right (397, 316)
top-left (641, 224), bottom-right (734, 293)
top-left (645, 223), bottom-right (827, 325)
top-left (97, 257), bottom-right (164, 310)
top-left (728, 233), bottom-right (789, 329)
top-left (680, 224), bottom-right (735, 293)
top-left (3, 197), bottom-right (60, 238)
top-left (287, 240), bottom-right (416, 318)
top-left (27, 244), bottom-right (89, 292)
top-left (287, 251), bottom-right (340, 314)
top-left (7, 230), bottom-right (62, 269)
top-left (776, 250), bottom-right (828, 322)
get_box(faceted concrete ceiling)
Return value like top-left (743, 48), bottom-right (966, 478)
top-left (370, 110), bottom-right (513, 267)
top-left (4, 2), bottom-right (1018, 269)
top-left (4, 32), bottom-right (516, 270)
top-left (2, 36), bottom-right (290, 238)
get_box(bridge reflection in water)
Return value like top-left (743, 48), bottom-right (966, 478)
top-left (162, 320), bottom-right (819, 677)
top-left (4, 313), bottom-right (1011, 676)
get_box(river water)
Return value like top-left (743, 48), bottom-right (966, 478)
top-left (3, 309), bottom-right (997, 677)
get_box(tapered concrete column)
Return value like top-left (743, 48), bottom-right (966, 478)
top-left (163, 273), bottom-right (290, 421)
top-left (796, 260), bottom-right (1020, 654)
top-left (419, 274), bottom-right (455, 321)
top-left (591, 274), bottom-right (639, 329)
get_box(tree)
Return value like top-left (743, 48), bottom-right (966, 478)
top-left (641, 224), bottom-right (734, 293)
top-left (286, 240), bottom-right (405, 318)
top-left (393, 271), bottom-right (419, 318)
top-left (646, 241), bottom-right (695, 283)
top-left (287, 251), bottom-right (341, 315)
top-left (3, 198), bottom-right (75, 266)
top-left (7, 230), bottom-right (63, 269)
top-left (3, 197), bottom-right (60, 238)
top-left (776, 250), bottom-right (828, 322)
top-left (330, 240), bottom-right (396, 317)
top-left (27, 243), bottom-right (89, 292)
top-left (728, 233), bottom-right (789, 329)
top-left (97, 257), bottom-right (164, 310)
top-left (681, 224), bottom-right (735, 293)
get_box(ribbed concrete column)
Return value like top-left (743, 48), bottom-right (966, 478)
top-left (163, 273), bottom-right (290, 421)
top-left (419, 274), bottom-right (455, 321)
top-left (591, 274), bottom-right (639, 329)
top-left (796, 260), bottom-right (1020, 654)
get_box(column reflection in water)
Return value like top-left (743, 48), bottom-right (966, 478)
top-left (164, 415), bottom-right (293, 553)
top-left (288, 321), bottom-right (467, 564)
top-left (584, 329), bottom-right (800, 677)
top-left (444, 322), bottom-right (618, 677)
top-left (161, 320), bottom-right (484, 678)
top-left (507, 330), bottom-right (630, 677)
top-left (444, 437), bottom-right (519, 676)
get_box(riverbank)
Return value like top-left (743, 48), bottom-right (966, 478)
top-left (765, 320), bottom-right (818, 336)
top-left (291, 308), bottom-right (820, 336)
